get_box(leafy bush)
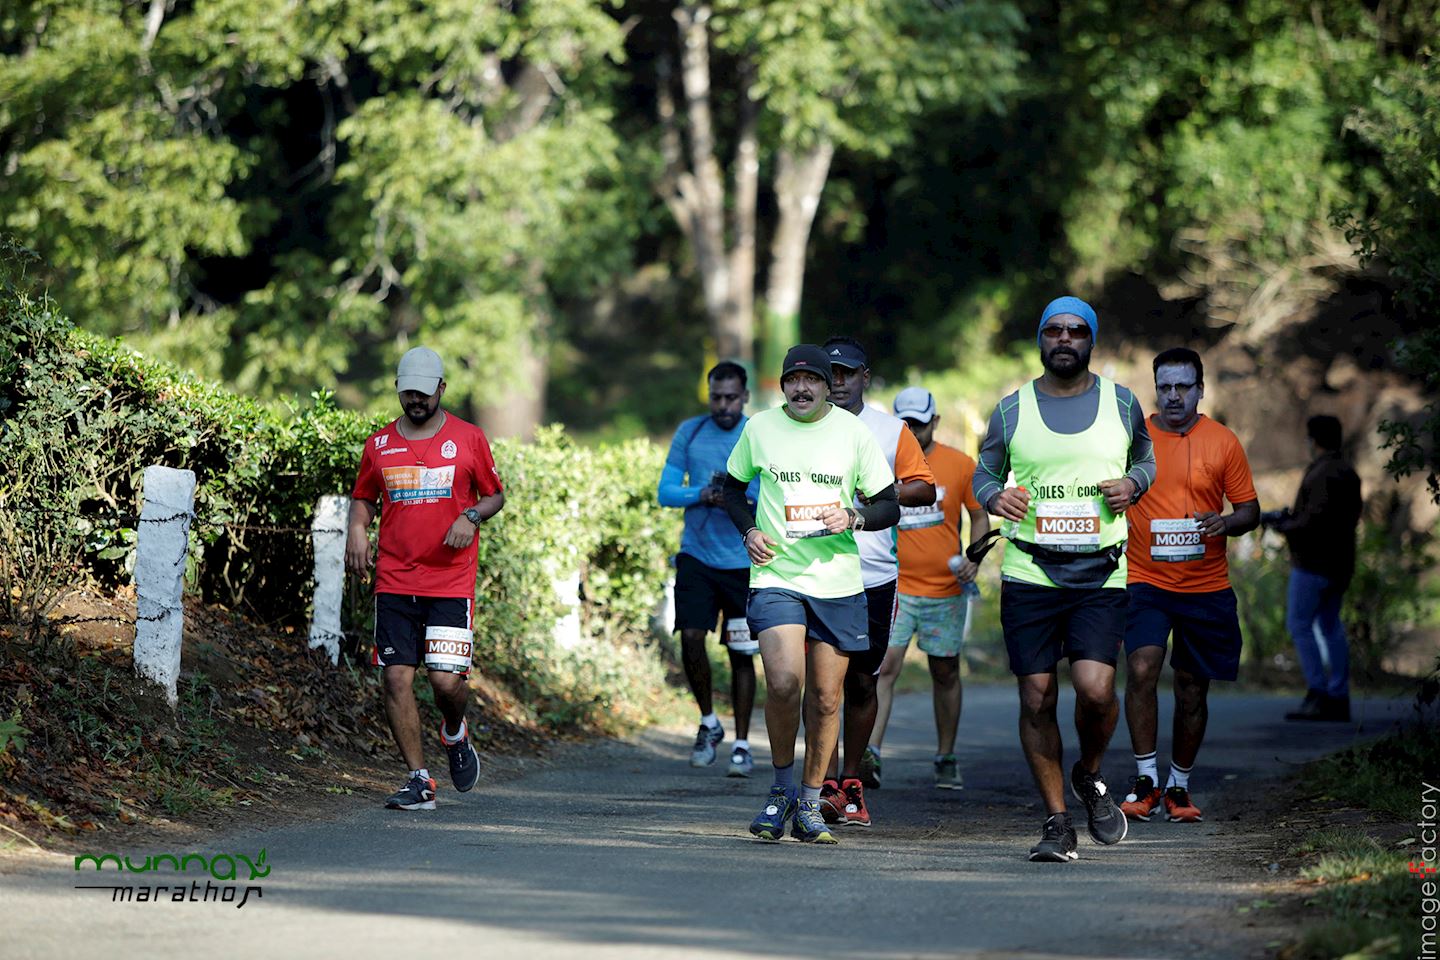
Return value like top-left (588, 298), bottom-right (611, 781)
top-left (1, 240), bottom-right (679, 733)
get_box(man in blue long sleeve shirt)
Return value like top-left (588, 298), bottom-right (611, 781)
top-left (658, 362), bottom-right (760, 776)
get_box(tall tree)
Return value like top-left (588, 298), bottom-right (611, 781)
top-left (652, 0), bottom-right (1023, 387)
top-left (0, 0), bottom-right (647, 436)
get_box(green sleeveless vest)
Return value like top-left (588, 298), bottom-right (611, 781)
top-left (1001, 376), bottom-right (1130, 589)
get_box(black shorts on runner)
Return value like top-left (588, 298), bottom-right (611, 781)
top-left (373, 594), bottom-right (474, 675)
top-left (672, 553), bottom-right (749, 635)
top-left (1124, 583), bottom-right (1243, 682)
top-left (1000, 581), bottom-right (1126, 675)
top-left (747, 588), bottom-right (869, 653)
top-left (848, 579), bottom-right (898, 676)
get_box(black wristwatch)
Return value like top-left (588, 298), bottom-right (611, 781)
top-left (463, 506), bottom-right (484, 525)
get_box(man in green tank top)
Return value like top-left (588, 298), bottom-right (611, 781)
top-left (972, 295), bottom-right (1157, 862)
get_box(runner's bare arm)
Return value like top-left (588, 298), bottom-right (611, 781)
top-left (951, 505), bottom-right (991, 580)
top-left (345, 499), bottom-right (378, 575)
top-left (444, 491), bottom-right (505, 549)
top-left (1195, 498), bottom-right (1259, 539)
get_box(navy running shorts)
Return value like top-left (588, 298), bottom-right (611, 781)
top-left (672, 553), bottom-right (750, 636)
top-left (746, 587), bottom-right (869, 653)
top-left (373, 594), bottom-right (474, 675)
top-left (1000, 581), bottom-right (1126, 675)
top-left (1124, 583), bottom-right (1243, 682)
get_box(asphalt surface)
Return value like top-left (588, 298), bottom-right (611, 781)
top-left (1, 685), bottom-right (1412, 960)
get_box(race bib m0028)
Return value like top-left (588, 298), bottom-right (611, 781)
top-left (1149, 518), bottom-right (1204, 562)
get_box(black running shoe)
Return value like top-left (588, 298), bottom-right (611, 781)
top-left (1069, 762), bottom-right (1128, 845)
top-left (442, 725), bottom-right (481, 793)
top-left (385, 773), bottom-right (437, 811)
top-left (1028, 813), bottom-right (1078, 862)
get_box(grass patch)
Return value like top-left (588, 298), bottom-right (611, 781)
top-left (1307, 723), bottom-right (1440, 819)
top-left (1279, 723), bottom-right (1440, 960)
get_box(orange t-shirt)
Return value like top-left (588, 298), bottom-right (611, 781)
top-left (1126, 415), bottom-right (1258, 593)
top-left (898, 443), bottom-right (982, 598)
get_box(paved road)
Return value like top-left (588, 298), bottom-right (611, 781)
top-left (2, 686), bottom-right (1412, 960)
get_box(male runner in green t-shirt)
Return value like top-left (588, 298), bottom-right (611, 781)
top-left (721, 344), bottom-right (900, 844)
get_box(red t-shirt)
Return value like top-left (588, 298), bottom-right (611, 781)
top-left (351, 414), bottom-right (503, 598)
top-left (1126, 415), bottom-right (1257, 593)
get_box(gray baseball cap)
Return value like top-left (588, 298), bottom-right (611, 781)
top-left (893, 386), bottom-right (937, 423)
top-left (395, 347), bottom-right (444, 395)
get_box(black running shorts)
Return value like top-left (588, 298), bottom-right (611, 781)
top-left (373, 594), bottom-right (474, 675)
top-left (1000, 581), bottom-right (1126, 675)
top-left (672, 553), bottom-right (750, 636)
top-left (847, 579), bottom-right (898, 677)
top-left (1124, 583), bottom-right (1243, 682)
top-left (746, 588), bottom-right (869, 653)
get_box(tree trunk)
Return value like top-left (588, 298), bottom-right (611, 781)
top-left (674, 3), bottom-right (730, 329)
top-left (474, 325), bottom-right (546, 441)
top-left (722, 61), bottom-right (759, 364)
top-left (760, 140), bottom-right (835, 400)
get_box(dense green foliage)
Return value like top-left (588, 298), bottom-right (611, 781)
top-left (0, 244), bottom-right (678, 732)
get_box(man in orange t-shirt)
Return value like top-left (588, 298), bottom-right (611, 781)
top-left (868, 387), bottom-right (991, 790)
top-left (1120, 348), bottom-right (1259, 825)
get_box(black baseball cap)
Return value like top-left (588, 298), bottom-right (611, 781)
top-left (825, 340), bottom-right (867, 369)
top-left (780, 344), bottom-right (834, 390)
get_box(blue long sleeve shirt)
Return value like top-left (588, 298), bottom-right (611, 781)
top-left (658, 414), bottom-right (756, 570)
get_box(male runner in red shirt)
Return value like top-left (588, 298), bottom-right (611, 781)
top-left (347, 347), bottom-right (506, 810)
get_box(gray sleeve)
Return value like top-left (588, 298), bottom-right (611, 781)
top-left (1117, 387), bottom-right (1156, 495)
top-left (973, 400), bottom-right (1013, 512)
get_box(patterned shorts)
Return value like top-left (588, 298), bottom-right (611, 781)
top-left (890, 589), bottom-right (974, 658)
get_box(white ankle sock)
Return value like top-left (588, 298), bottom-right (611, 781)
top-left (1135, 752), bottom-right (1158, 785)
top-left (441, 719), bottom-right (467, 744)
top-left (732, 739), bottom-right (749, 752)
top-left (1166, 763), bottom-right (1192, 790)
top-left (701, 712), bottom-right (720, 729)
top-left (410, 768), bottom-right (431, 781)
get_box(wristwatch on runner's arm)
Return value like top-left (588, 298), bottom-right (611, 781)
top-left (463, 506), bottom-right (484, 526)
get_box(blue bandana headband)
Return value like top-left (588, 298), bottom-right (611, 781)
top-left (1037, 296), bottom-right (1098, 346)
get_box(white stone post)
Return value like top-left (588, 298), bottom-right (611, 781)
top-left (552, 567), bottom-right (583, 651)
top-left (308, 495), bottom-right (350, 664)
top-left (133, 466), bottom-right (196, 707)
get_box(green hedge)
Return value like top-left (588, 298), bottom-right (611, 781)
top-left (0, 240), bottom-right (678, 732)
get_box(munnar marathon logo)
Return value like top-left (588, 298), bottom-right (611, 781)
top-left (73, 848), bottom-right (268, 909)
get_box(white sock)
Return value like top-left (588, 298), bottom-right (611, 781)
top-left (868, 744), bottom-right (881, 758)
top-left (441, 719), bottom-right (467, 744)
top-left (1134, 752), bottom-right (1158, 785)
top-left (1166, 763), bottom-right (1192, 791)
top-left (732, 739), bottom-right (749, 752)
top-left (701, 712), bottom-right (720, 729)
top-left (410, 768), bottom-right (431, 782)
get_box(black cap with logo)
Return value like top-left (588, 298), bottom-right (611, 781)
top-left (780, 344), bottom-right (834, 390)
top-left (824, 341), bottom-right (867, 369)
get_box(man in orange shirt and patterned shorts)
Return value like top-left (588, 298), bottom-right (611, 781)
top-left (1120, 348), bottom-right (1259, 824)
top-left (868, 387), bottom-right (991, 790)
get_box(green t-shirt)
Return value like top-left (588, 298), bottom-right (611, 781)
top-left (726, 404), bottom-right (895, 599)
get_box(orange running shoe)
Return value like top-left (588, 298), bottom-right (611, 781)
top-left (1163, 785), bottom-right (1203, 822)
top-left (1120, 775), bottom-right (1163, 821)
top-left (841, 778), bottom-right (871, 827)
top-left (819, 779), bottom-right (846, 824)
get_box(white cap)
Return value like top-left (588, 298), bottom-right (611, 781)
top-left (893, 386), bottom-right (937, 423)
top-left (396, 347), bottom-right (443, 395)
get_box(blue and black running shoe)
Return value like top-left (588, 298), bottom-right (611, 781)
top-left (749, 784), bottom-right (797, 841)
top-left (791, 798), bottom-right (838, 844)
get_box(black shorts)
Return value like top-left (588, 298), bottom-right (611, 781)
top-left (1124, 583), bottom-right (1243, 682)
top-left (1000, 581), bottom-right (1126, 675)
top-left (848, 579), bottom-right (898, 677)
top-left (373, 594), bottom-right (474, 675)
top-left (747, 588), bottom-right (869, 653)
top-left (673, 553), bottom-right (749, 636)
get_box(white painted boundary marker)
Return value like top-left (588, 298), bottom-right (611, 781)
top-left (133, 466), bottom-right (196, 707)
top-left (308, 495), bottom-right (349, 664)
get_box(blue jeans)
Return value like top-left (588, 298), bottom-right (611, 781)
top-left (1286, 568), bottom-right (1349, 698)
